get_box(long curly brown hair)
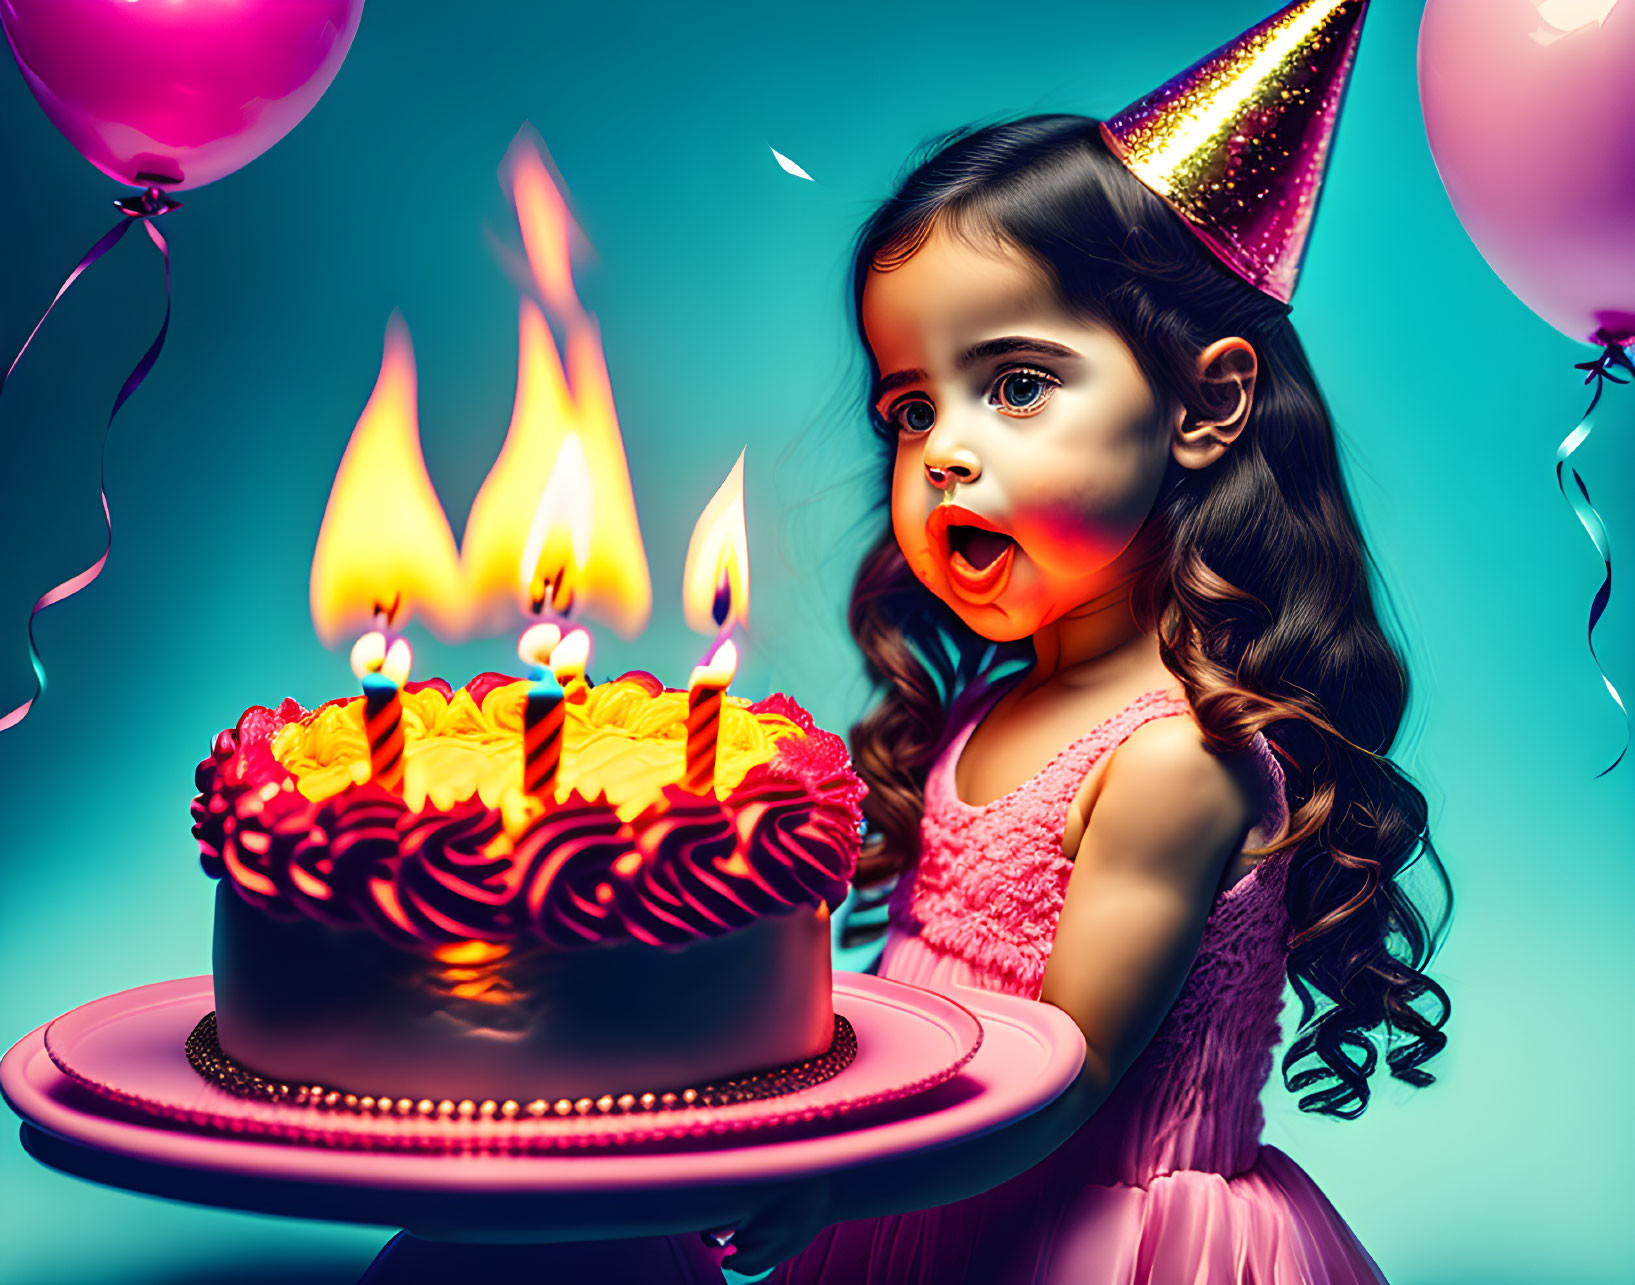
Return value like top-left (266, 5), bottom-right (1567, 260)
top-left (845, 115), bottom-right (1452, 1121)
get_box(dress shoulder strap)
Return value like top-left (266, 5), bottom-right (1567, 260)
top-left (1009, 688), bottom-right (1194, 821)
top-left (928, 685), bottom-right (1194, 824)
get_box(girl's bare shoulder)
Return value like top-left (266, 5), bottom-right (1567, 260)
top-left (1093, 712), bottom-right (1264, 867)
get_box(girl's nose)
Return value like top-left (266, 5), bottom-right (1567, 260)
top-left (924, 443), bottom-right (981, 488)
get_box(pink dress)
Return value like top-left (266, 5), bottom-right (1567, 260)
top-left (764, 683), bottom-right (1391, 1285)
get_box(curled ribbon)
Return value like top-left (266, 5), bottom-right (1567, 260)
top-left (1559, 332), bottom-right (1634, 778)
top-left (0, 187), bottom-right (180, 733)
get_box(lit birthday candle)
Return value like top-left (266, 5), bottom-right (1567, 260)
top-left (512, 435), bottom-right (600, 712)
top-left (680, 452), bottom-right (750, 796)
top-left (350, 618), bottom-right (413, 791)
top-left (511, 453), bottom-right (596, 803)
top-left (308, 314), bottom-right (465, 797)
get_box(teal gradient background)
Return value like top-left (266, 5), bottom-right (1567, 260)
top-left (3, 2), bottom-right (1632, 1282)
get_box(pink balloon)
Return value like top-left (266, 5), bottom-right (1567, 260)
top-left (2, 0), bottom-right (365, 193)
top-left (1419, 0), bottom-right (1635, 347)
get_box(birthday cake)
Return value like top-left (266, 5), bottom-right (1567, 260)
top-left (190, 670), bottom-right (864, 1116)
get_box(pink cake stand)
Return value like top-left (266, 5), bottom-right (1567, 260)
top-left (3, 971), bottom-right (1084, 1283)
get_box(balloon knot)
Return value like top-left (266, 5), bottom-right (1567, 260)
top-left (115, 187), bottom-right (182, 219)
top-left (1573, 334), bottom-right (1635, 398)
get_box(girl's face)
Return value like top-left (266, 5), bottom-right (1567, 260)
top-left (863, 222), bottom-right (1177, 643)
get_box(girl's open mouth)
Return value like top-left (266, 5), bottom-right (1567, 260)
top-left (928, 507), bottom-right (1016, 603)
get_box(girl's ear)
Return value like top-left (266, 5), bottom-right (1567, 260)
top-left (1171, 338), bottom-right (1257, 471)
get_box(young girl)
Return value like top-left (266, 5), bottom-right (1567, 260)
top-left (715, 42), bottom-right (1453, 1285)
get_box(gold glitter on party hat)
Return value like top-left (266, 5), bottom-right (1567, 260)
top-left (1099, 0), bottom-right (1370, 305)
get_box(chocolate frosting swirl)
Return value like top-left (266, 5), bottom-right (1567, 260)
top-left (633, 786), bottom-right (756, 934)
top-left (192, 677), bottom-right (864, 953)
top-left (511, 797), bottom-right (639, 949)
top-left (396, 799), bottom-right (513, 941)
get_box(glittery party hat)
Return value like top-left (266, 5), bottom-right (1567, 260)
top-left (1099, 0), bottom-right (1370, 305)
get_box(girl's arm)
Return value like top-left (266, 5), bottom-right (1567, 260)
top-left (822, 715), bottom-right (1259, 1224)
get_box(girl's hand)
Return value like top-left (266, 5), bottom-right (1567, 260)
top-left (706, 1175), bottom-right (833, 1278)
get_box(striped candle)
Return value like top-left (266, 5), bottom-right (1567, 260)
top-left (361, 672), bottom-right (406, 791)
top-left (684, 639), bottom-right (737, 795)
top-left (524, 670), bottom-right (566, 800)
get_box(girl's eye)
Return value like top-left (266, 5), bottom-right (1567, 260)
top-left (989, 366), bottom-right (1060, 416)
top-left (887, 397), bottom-right (936, 435)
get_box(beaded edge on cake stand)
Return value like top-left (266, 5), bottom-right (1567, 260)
top-left (183, 1011), bottom-right (858, 1122)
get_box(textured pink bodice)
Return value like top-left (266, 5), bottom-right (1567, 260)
top-left (880, 682), bottom-right (1293, 1188)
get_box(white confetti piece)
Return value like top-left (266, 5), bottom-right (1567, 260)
top-left (769, 147), bottom-right (814, 182)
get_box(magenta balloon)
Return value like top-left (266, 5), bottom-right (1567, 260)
top-left (1419, 0), bottom-right (1635, 347)
top-left (1, 0), bottom-right (365, 192)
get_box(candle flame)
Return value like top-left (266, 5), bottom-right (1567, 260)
top-left (460, 134), bottom-right (651, 638)
top-left (549, 628), bottom-right (591, 682)
top-left (690, 637), bottom-right (738, 689)
top-left (349, 631), bottom-right (412, 686)
top-left (517, 621), bottom-right (563, 670)
top-left (682, 451), bottom-right (750, 636)
top-left (519, 434), bottom-right (593, 613)
top-left (508, 127), bottom-right (584, 320)
top-left (310, 313), bottom-right (465, 647)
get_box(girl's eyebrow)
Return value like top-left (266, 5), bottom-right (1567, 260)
top-left (871, 336), bottom-right (1083, 404)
